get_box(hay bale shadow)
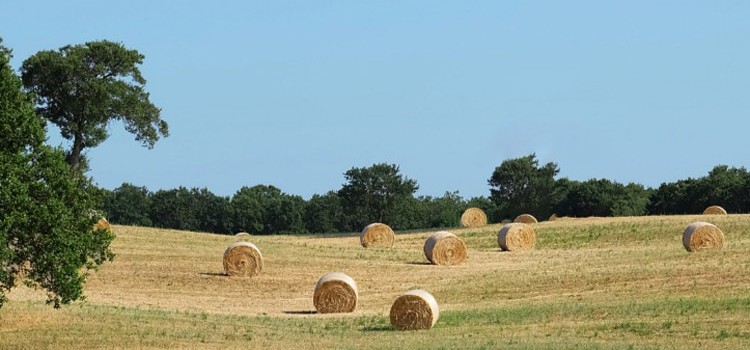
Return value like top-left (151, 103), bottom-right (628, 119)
top-left (199, 272), bottom-right (228, 277)
top-left (361, 325), bottom-right (393, 332)
top-left (283, 310), bottom-right (318, 315)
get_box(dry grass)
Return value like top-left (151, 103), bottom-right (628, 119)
top-left (2, 214), bottom-right (750, 349)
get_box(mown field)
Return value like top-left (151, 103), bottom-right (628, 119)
top-left (2, 214), bottom-right (750, 349)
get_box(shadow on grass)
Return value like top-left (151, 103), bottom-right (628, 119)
top-left (283, 310), bottom-right (318, 315)
top-left (405, 261), bottom-right (433, 266)
top-left (198, 272), bottom-right (228, 277)
top-left (361, 325), bottom-right (393, 332)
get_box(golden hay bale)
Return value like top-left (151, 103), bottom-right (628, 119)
top-left (423, 231), bottom-right (468, 266)
top-left (390, 289), bottom-right (440, 331)
top-left (702, 205), bottom-right (728, 215)
top-left (513, 214), bottom-right (538, 224)
top-left (497, 223), bottom-right (536, 251)
top-left (460, 207), bottom-right (487, 228)
top-left (360, 223), bottom-right (395, 248)
top-left (548, 214), bottom-right (558, 221)
top-left (313, 272), bottom-right (358, 314)
top-left (682, 222), bottom-right (725, 252)
top-left (93, 218), bottom-right (111, 231)
top-left (223, 242), bottom-right (263, 277)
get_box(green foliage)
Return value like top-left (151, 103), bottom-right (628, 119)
top-left (417, 191), bottom-right (465, 229)
top-left (554, 179), bottom-right (651, 217)
top-left (192, 188), bottom-right (232, 234)
top-left (647, 165), bottom-right (750, 215)
top-left (0, 39), bottom-right (114, 308)
top-left (230, 185), bottom-right (306, 234)
top-left (304, 191), bottom-right (346, 233)
top-left (338, 163), bottom-right (419, 230)
top-left (149, 187), bottom-right (200, 231)
top-left (488, 154), bottom-right (561, 220)
top-left (21, 40), bottom-right (168, 169)
top-left (103, 183), bottom-right (152, 226)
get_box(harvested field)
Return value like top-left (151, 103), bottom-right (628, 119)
top-left (2, 215), bottom-right (750, 349)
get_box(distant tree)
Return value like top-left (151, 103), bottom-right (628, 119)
top-left (419, 191), bottom-right (465, 229)
top-left (104, 183), bottom-right (152, 226)
top-left (231, 185), bottom-right (306, 234)
top-left (192, 188), bottom-right (232, 234)
top-left (21, 40), bottom-right (168, 170)
top-left (149, 187), bottom-right (199, 231)
top-left (338, 163), bottom-right (419, 230)
top-left (553, 179), bottom-right (651, 218)
top-left (647, 165), bottom-right (750, 215)
top-left (231, 186), bottom-right (264, 234)
top-left (304, 191), bottom-right (346, 233)
top-left (488, 154), bottom-right (560, 220)
top-left (611, 183), bottom-right (652, 217)
top-left (1, 39), bottom-right (114, 309)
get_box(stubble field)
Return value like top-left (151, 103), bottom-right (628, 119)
top-left (1, 214), bottom-right (749, 349)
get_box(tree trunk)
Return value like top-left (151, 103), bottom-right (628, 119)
top-left (67, 133), bottom-right (84, 170)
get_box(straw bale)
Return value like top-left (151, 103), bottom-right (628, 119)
top-left (94, 218), bottom-right (111, 231)
top-left (313, 272), bottom-right (358, 313)
top-left (682, 222), bottom-right (725, 252)
top-left (513, 214), bottom-right (538, 224)
top-left (423, 231), bottom-right (468, 266)
top-left (702, 205), bottom-right (727, 215)
top-left (223, 242), bottom-right (263, 277)
top-left (360, 223), bottom-right (395, 248)
top-left (390, 289), bottom-right (439, 330)
top-left (497, 223), bottom-right (536, 251)
top-left (460, 207), bottom-right (487, 228)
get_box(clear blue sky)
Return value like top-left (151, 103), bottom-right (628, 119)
top-left (3, 1), bottom-right (749, 199)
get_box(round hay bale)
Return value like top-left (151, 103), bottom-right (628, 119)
top-left (223, 242), bottom-right (263, 277)
top-left (702, 205), bottom-right (727, 215)
top-left (498, 223), bottom-right (536, 251)
top-left (460, 207), bottom-right (487, 228)
top-left (548, 214), bottom-right (558, 222)
top-left (390, 289), bottom-right (440, 331)
top-left (93, 218), bottom-right (111, 231)
top-left (360, 223), bottom-right (395, 248)
top-left (423, 231), bottom-right (468, 266)
top-left (513, 214), bottom-right (538, 224)
top-left (234, 232), bottom-right (251, 241)
top-left (313, 272), bottom-right (358, 314)
top-left (682, 222), bottom-right (725, 252)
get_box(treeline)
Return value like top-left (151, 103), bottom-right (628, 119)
top-left (102, 163), bottom-right (494, 234)
top-left (101, 155), bottom-right (750, 235)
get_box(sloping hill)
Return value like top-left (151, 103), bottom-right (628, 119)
top-left (2, 215), bottom-right (750, 349)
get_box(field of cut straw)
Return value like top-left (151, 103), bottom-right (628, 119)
top-left (2, 214), bottom-right (750, 349)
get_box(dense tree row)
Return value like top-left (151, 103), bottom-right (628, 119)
top-left (103, 156), bottom-right (750, 235)
top-left (102, 164), bottom-right (491, 234)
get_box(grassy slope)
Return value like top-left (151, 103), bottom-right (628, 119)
top-left (1, 215), bottom-right (749, 349)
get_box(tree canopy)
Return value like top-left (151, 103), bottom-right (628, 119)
top-left (488, 154), bottom-right (562, 220)
top-left (21, 40), bottom-right (168, 170)
top-left (0, 39), bottom-right (114, 308)
top-left (338, 163), bottom-right (419, 230)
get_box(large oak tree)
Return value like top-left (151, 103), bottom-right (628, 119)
top-left (0, 39), bottom-right (114, 308)
top-left (21, 40), bottom-right (168, 170)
